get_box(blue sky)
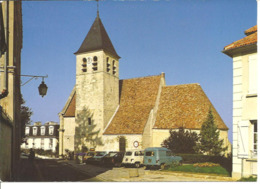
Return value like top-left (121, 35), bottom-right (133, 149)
top-left (21, 0), bottom-right (257, 143)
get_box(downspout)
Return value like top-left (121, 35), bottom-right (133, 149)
top-left (0, 0), bottom-right (9, 99)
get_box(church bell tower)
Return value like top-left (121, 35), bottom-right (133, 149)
top-left (74, 12), bottom-right (120, 150)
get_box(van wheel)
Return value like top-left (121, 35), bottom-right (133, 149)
top-left (160, 164), bottom-right (165, 170)
top-left (135, 162), bottom-right (140, 168)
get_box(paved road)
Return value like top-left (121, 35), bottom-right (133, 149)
top-left (17, 158), bottom-right (101, 182)
top-left (17, 158), bottom-right (236, 182)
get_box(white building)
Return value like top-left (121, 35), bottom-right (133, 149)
top-left (21, 121), bottom-right (60, 152)
top-left (223, 25), bottom-right (257, 178)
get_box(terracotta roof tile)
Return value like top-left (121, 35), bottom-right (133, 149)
top-left (223, 25), bottom-right (257, 51)
top-left (104, 75), bottom-right (162, 134)
top-left (154, 84), bottom-right (228, 130)
top-left (63, 92), bottom-right (76, 117)
top-left (245, 25), bottom-right (257, 35)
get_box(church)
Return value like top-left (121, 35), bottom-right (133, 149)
top-left (58, 12), bottom-right (230, 156)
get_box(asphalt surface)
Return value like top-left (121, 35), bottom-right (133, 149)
top-left (17, 158), bottom-right (101, 182)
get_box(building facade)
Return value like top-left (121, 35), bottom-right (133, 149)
top-left (0, 1), bottom-right (22, 181)
top-left (21, 121), bottom-right (60, 152)
top-left (223, 25), bottom-right (257, 178)
top-left (59, 13), bottom-right (231, 157)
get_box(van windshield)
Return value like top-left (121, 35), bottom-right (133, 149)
top-left (145, 151), bottom-right (154, 156)
top-left (125, 152), bottom-right (132, 156)
top-left (96, 152), bottom-right (106, 156)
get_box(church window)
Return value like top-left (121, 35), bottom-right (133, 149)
top-left (88, 118), bottom-right (92, 126)
top-left (92, 56), bottom-right (98, 71)
top-left (253, 121), bottom-right (257, 157)
top-left (112, 60), bottom-right (116, 75)
top-left (49, 139), bottom-right (53, 149)
top-left (106, 57), bottom-right (110, 72)
top-left (82, 58), bottom-right (87, 72)
top-left (119, 137), bottom-right (126, 152)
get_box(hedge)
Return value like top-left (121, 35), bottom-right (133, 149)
top-left (176, 153), bottom-right (232, 175)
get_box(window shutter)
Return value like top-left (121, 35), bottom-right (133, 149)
top-left (237, 120), bottom-right (249, 158)
top-left (248, 55), bottom-right (257, 94)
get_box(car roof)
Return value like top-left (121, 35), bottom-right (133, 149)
top-left (144, 147), bottom-right (169, 151)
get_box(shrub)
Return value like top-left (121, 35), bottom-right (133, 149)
top-left (238, 176), bottom-right (257, 182)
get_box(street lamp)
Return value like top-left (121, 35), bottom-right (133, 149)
top-left (38, 78), bottom-right (48, 97)
top-left (21, 74), bottom-right (48, 97)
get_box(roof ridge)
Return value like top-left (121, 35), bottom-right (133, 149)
top-left (164, 83), bottom-right (200, 87)
top-left (120, 74), bottom-right (162, 81)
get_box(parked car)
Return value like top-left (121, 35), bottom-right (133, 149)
top-left (143, 147), bottom-right (182, 170)
top-left (122, 149), bottom-right (144, 168)
top-left (87, 151), bottom-right (109, 165)
top-left (84, 151), bottom-right (96, 164)
top-left (102, 151), bottom-right (125, 167)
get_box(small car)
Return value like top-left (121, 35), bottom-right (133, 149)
top-left (83, 151), bottom-right (96, 164)
top-left (87, 151), bottom-right (109, 165)
top-left (143, 147), bottom-right (182, 170)
top-left (102, 151), bottom-right (125, 167)
top-left (122, 149), bottom-right (144, 168)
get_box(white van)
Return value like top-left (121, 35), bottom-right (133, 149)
top-left (122, 149), bottom-right (144, 168)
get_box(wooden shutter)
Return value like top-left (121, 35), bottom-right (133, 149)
top-left (237, 120), bottom-right (249, 158)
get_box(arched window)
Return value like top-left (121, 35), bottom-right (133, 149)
top-left (92, 56), bottom-right (98, 71)
top-left (82, 57), bottom-right (87, 72)
top-left (112, 60), bottom-right (116, 75)
top-left (119, 137), bottom-right (126, 152)
top-left (106, 57), bottom-right (110, 72)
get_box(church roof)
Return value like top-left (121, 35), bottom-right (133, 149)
top-left (154, 84), bottom-right (228, 130)
top-left (62, 75), bottom-right (228, 134)
top-left (223, 25), bottom-right (257, 57)
top-left (74, 15), bottom-right (120, 59)
top-left (104, 75), bottom-right (162, 135)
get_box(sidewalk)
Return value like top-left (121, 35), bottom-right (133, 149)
top-left (61, 160), bottom-right (237, 182)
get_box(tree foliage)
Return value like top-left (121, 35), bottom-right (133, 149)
top-left (20, 95), bottom-right (33, 141)
top-left (195, 108), bottom-right (227, 156)
top-left (162, 127), bottom-right (199, 154)
top-left (74, 107), bottom-right (103, 153)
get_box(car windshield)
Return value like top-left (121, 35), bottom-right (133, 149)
top-left (87, 152), bottom-right (94, 156)
top-left (125, 152), bottom-right (132, 156)
top-left (145, 151), bottom-right (154, 156)
top-left (96, 152), bottom-right (106, 156)
top-left (107, 152), bottom-right (117, 157)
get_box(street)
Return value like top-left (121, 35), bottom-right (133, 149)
top-left (16, 157), bottom-right (236, 182)
top-left (17, 158), bottom-right (101, 182)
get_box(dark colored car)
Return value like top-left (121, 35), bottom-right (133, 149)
top-left (84, 151), bottom-right (96, 164)
top-left (102, 151), bottom-right (125, 167)
top-left (86, 151), bottom-right (109, 165)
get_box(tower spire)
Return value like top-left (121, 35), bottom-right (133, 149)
top-left (96, 0), bottom-right (99, 17)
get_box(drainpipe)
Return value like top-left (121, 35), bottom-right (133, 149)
top-left (0, 0), bottom-right (9, 99)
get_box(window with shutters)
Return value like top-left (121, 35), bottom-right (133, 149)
top-left (112, 60), bottom-right (116, 75)
top-left (106, 57), bottom-right (110, 72)
top-left (92, 56), bottom-right (98, 71)
top-left (41, 138), bottom-right (44, 148)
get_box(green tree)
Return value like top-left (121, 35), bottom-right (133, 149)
top-left (74, 107), bottom-right (103, 153)
top-left (195, 108), bottom-right (227, 156)
top-left (162, 127), bottom-right (199, 154)
top-left (20, 95), bottom-right (33, 142)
